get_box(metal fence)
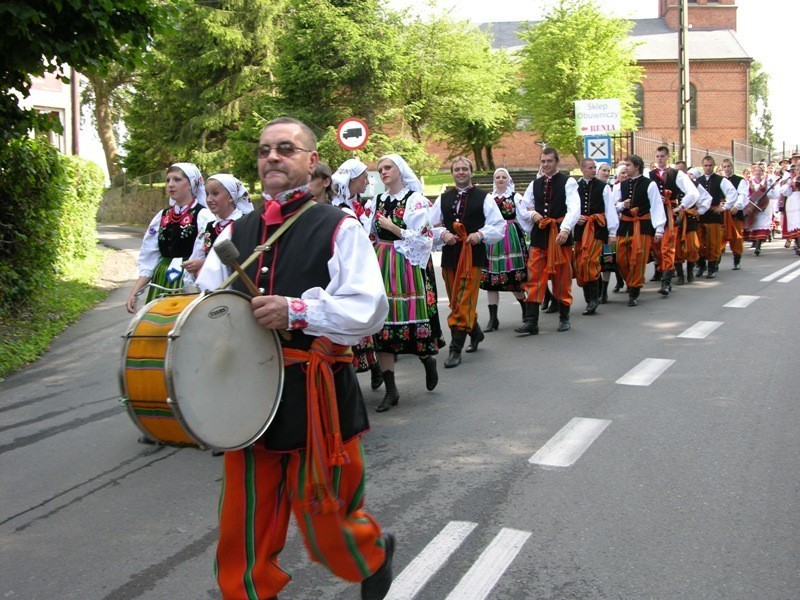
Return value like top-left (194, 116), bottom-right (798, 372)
top-left (109, 169), bottom-right (166, 195)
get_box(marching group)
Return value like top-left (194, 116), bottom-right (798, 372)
top-left (123, 118), bottom-right (800, 600)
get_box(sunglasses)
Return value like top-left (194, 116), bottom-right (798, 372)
top-left (256, 142), bottom-right (312, 159)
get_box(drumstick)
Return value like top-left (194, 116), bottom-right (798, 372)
top-left (214, 239), bottom-right (262, 297)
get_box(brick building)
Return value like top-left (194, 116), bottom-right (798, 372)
top-left (430, 0), bottom-right (751, 170)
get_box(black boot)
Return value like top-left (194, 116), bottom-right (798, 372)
top-left (675, 263), bottom-right (685, 285)
top-left (465, 321), bottom-right (484, 353)
top-left (613, 270), bottom-right (624, 293)
top-left (370, 364), bottom-right (383, 390)
top-left (659, 270), bottom-right (673, 296)
top-left (650, 267), bottom-right (662, 282)
top-left (733, 253), bottom-right (741, 270)
top-left (514, 303), bottom-right (539, 335)
top-left (582, 280), bottom-right (599, 315)
top-left (706, 260), bottom-right (718, 279)
top-left (444, 330), bottom-right (467, 368)
top-left (484, 304), bottom-right (499, 332)
top-left (627, 287), bottom-right (640, 307)
top-left (361, 532), bottom-right (395, 600)
top-left (543, 287), bottom-right (559, 312)
top-left (600, 279), bottom-right (609, 304)
top-left (695, 258), bottom-right (707, 278)
top-left (686, 262), bottom-right (695, 283)
top-left (557, 303), bottom-right (571, 331)
top-left (419, 355), bottom-right (438, 391)
top-left (376, 371), bottom-right (399, 412)
top-left (754, 240), bottom-right (762, 256)
top-left (517, 297), bottom-right (527, 322)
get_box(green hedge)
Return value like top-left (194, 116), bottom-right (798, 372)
top-left (0, 138), bottom-right (104, 313)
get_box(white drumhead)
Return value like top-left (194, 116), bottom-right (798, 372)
top-left (167, 291), bottom-right (283, 450)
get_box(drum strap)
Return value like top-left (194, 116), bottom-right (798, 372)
top-left (219, 200), bottom-right (316, 290)
top-left (282, 338), bottom-right (354, 514)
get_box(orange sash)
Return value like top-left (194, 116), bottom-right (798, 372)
top-left (723, 210), bottom-right (743, 243)
top-left (448, 222), bottom-right (478, 319)
top-left (579, 213), bottom-right (606, 266)
top-left (282, 338), bottom-right (354, 514)
top-left (538, 216), bottom-right (566, 274)
top-left (620, 208), bottom-right (649, 274)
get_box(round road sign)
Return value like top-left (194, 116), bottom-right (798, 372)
top-left (336, 118), bottom-right (369, 151)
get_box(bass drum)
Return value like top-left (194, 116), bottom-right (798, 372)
top-left (120, 290), bottom-right (283, 451)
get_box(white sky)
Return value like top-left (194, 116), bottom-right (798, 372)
top-left (393, 0), bottom-right (799, 146)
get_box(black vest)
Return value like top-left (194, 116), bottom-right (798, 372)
top-left (529, 173), bottom-right (574, 249)
top-left (697, 174), bottom-right (725, 224)
top-left (157, 204), bottom-right (204, 259)
top-left (375, 190), bottom-right (414, 242)
top-left (575, 178), bottom-right (609, 242)
top-left (649, 168), bottom-right (684, 205)
top-left (617, 176), bottom-right (656, 237)
top-left (229, 196), bottom-right (369, 451)
top-left (727, 174), bottom-right (745, 221)
top-left (440, 186), bottom-right (488, 269)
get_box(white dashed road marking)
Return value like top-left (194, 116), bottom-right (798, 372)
top-left (760, 260), bottom-right (800, 282)
top-left (615, 358), bottom-right (675, 386)
top-left (724, 295), bottom-right (760, 308)
top-left (529, 417), bottom-right (612, 468)
top-left (445, 528), bottom-right (532, 600)
top-left (677, 321), bottom-right (724, 339)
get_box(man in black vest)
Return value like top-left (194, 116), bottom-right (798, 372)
top-left (197, 117), bottom-right (394, 600)
top-left (695, 156), bottom-right (738, 278)
top-left (430, 157), bottom-right (505, 368)
top-left (515, 147), bottom-right (580, 332)
top-left (573, 158), bottom-right (617, 315)
top-left (721, 158), bottom-right (747, 269)
top-left (649, 145), bottom-right (698, 291)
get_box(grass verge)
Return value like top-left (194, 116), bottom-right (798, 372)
top-left (0, 248), bottom-right (109, 381)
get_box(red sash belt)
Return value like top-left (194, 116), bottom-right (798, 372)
top-left (580, 213), bottom-right (606, 265)
top-left (282, 338), bottom-right (354, 514)
top-left (538, 216), bottom-right (566, 274)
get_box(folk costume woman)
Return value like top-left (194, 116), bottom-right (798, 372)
top-left (330, 158), bottom-right (382, 385)
top-left (779, 167), bottom-right (800, 254)
top-left (364, 154), bottom-right (445, 412)
top-left (743, 164), bottom-right (780, 255)
top-left (183, 174), bottom-right (254, 278)
top-left (125, 163), bottom-right (214, 314)
top-left (480, 168), bottom-right (528, 331)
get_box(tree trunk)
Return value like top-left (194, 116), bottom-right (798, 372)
top-left (472, 145), bottom-right (485, 172)
top-left (486, 145), bottom-right (495, 171)
top-left (86, 74), bottom-right (121, 178)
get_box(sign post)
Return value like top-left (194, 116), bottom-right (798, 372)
top-left (336, 117), bottom-right (370, 152)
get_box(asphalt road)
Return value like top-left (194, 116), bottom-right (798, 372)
top-left (0, 227), bottom-right (798, 600)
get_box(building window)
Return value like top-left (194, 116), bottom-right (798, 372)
top-left (632, 83), bottom-right (644, 128)
top-left (35, 108), bottom-right (66, 152)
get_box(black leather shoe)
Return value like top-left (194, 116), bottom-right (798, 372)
top-left (543, 301), bottom-right (559, 314)
top-left (465, 326), bottom-right (484, 353)
top-left (658, 279), bottom-right (671, 296)
top-left (627, 297), bottom-right (638, 307)
top-left (650, 269), bottom-right (662, 282)
top-left (362, 533), bottom-right (395, 600)
top-left (370, 365), bottom-right (383, 390)
top-left (443, 349), bottom-right (461, 368)
top-left (376, 371), bottom-right (399, 412)
top-left (557, 318), bottom-right (570, 332)
top-left (514, 322), bottom-right (539, 335)
top-left (582, 298), bottom-right (598, 315)
top-left (420, 356), bottom-right (438, 391)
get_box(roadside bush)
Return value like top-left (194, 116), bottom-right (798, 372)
top-left (56, 155), bottom-right (105, 269)
top-left (0, 138), bottom-right (64, 312)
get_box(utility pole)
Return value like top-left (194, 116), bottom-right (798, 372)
top-left (678, 0), bottom-right (691, 163)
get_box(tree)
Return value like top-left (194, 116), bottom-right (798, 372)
top-left (0, 0), bottom-right (170, 141)
top-left (123, 0), bottom-right (284, 175)
top-left (83, 65), bottom-right (135, 178)
top-left (749, 61), bottom-right (773, 149)
top-left (517, 0), bottom-right (642, 160)
top-left (273, 0), bottom-right (402, 128)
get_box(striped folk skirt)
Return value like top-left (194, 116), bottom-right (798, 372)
top-left (374, 242), bottom-right (445, 356)
top-left (145, 256), bottom-right (186, 303)
top-left (480, 221), bottom-right (528, 291)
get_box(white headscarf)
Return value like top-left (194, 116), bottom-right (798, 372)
top-left (688, 167), bottom-right (702, 180)
top-left (207, 173), bottom-right (254, 214)
top-left (492, 167), bottom-right (515, 196)
top-left (378, 154), bottom-right (423, 194)
top-left (169, 162), bottom-right (207, 207)
top-left (331, 158), bottom-right (368, 205)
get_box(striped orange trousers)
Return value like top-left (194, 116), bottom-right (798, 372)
top-left (617, 234), bottom-right (653, 289)
top-left (721, 213), bottom-right (744, 255)
top-left (525, 246), bottom-right (574, 305)
top-left (216, 437), bottom-right (386, 599)
top-left (699, 222), bottom-right (725, 262)
top-left (573, 237), bottom-right (603, 286)
top-left (674, 210), bottom-right (700, 263)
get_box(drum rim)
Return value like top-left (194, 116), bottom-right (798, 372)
top-left (164, 289), bottom-right (285, 451)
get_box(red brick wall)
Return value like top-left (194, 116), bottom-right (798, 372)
top-left (660, 0), bottom-right (737, 31)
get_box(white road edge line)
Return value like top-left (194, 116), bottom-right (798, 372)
top-left (615, 358), bottom-right (675, 386)
top-left (445, 528), bottom-right (532, 600)
top-left (723, 295), bottom-right (760, 308)
top-left (760, 259), bottom-right (800, 282)
top-left (677, 321), bottom-right (724, 339)
top-left (528, 417), bottom-right (612, 468)
top-left (385, 521), bottom-right (477, 600)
